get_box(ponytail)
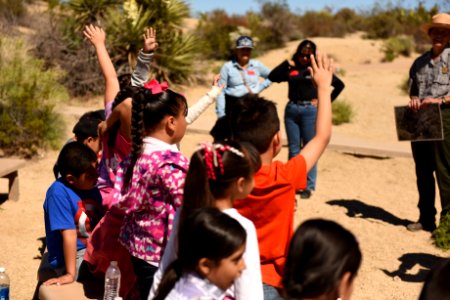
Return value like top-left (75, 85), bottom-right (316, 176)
top-left (153, 260), bottom-right (183, 300)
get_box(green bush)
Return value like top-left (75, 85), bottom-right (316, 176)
top-left (382, 35), bottom-right (415, 62)
top-left (0, 36), bottom-right (67, 157)
top-left (433, 211), bottom-right (450, 250)
top-left (332, 100), bottom-right (353, 125)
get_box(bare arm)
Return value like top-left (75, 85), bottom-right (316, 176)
top-left (300, 53), bottom-right (333, 173)
top-left (43, 229), bottom-right (77, 285)
top-left (83, 25), bottom-right (119, 107)
top-left (98, 98), bottom-right (132, 140)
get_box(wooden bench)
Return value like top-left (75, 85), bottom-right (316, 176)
top-left (0, 158), bottom-right (26, 201)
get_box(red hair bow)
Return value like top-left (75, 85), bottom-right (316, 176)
top-left (143, 79), bottom-right (169, 94)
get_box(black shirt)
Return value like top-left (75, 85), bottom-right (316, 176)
top-left (269, 60), bottom-right (345, 102)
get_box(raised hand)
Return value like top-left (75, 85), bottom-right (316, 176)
top-left (143, 27), bottom-right (158, 53)
top-left (83, 24), bottom-right (106, 48)
top-left (308, 52), bottom-right (334, 90)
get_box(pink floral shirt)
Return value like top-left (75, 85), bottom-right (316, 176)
top-left (115, 137), bottom-right (189, 264)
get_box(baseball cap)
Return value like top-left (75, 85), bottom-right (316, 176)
top-left (236, 36), bottom-right (254, 49)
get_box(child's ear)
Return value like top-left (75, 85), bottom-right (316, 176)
top-left (166, 115), bottom-right (176, 132)
top-left (197, 258), bottom-right (213, 277)
top-left (337, 272), bottom-right (354, 300)
top-left (65, 174), bottom-right (76, 186)
top-left (236, 177), bottom-right (246, 193)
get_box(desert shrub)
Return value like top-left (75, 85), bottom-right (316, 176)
top-left (297, 9), bottom-right (348, 37)
top-left (332, 99), bottom-right (353, 125)
top-left (0, 36), bottom-right (67, 157)
top-left (0, 0), bottom-right (27, 22)
top-left (382, 35), bottom-right (415, 62)
top-left (433, 211), bottom-right (450, 250)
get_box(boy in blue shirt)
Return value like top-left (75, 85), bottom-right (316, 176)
top-left (43, 142), bottom-right (103, 285)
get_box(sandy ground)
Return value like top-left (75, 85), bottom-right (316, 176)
top-left (0, 33), bottom-right (448, 299)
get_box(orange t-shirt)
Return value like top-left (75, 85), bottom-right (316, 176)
top-left (234, 154), bottom-right (307, 288)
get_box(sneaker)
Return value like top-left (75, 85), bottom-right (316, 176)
top-left (299, 190), bottom-right (312, 199)
top-left (406, 222), bottom-right (436, 232)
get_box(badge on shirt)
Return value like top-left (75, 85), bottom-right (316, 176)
top-left (442, 65), bottom-right (448, 74)
top-left (247, 70), bottom-right (255, 75)
top-left (289, 70), bottom-right (299, 76)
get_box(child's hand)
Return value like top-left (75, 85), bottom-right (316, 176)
top-left (43, 273), bottom-right (75, 286)
top-left (143, 27), bottom-right (158, 53)
top-left (83, 24), bottom-right (106, 48)
top-left (98, 121), bottom-right (108, 138)
top-left (308, 52), bottom-right (333, 90)
top-left (207, 74), bottom-right (224, 99)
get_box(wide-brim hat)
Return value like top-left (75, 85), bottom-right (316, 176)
top-left (236, 36), bottom-right (254, 49)
top-left (420, 13), bottom-right (450, 33)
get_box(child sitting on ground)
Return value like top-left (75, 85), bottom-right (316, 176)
top-left (43, 142), bottom-right (103, 285)
top-left (154, 207), bottom-right (247, 300)
top-left (150, 141), bottom-right (263, 299)
top-left (283, 219), bottom-right (362, 300)
top-left (215, 53), bottom-right (334, 299)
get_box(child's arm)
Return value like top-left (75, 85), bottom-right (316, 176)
top-left (98, 98), bottom-right (132, 140)
top-left (186, 75), bottom-right (224, 124)
top-left (44, 229), bottom-right (77, 285)
top-left (83, 25), bottom-right (119, 107)
top-left (131, 28), bottom-right (158, 87)
top-left (299, 53), bottom-right (333, 172)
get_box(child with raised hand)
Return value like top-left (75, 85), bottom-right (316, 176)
top-left (283, 219), bottom-right (362, 300)
top-left (154, 207), bottom-right (247, 300)
top-left (149, 141), bottom-right (263, 300)
top-left (215, 53), bottom-right (334, 299)
top-left (113, 83), bottom-right (190, 300)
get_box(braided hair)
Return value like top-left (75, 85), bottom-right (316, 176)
top-left (123, 86), bottom-right (187, 188)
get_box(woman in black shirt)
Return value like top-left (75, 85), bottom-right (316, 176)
top-left (269, 40), bottom-right (344, 198)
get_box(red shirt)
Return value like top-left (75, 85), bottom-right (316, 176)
top-left (234, 154), bottom-right (307, 288)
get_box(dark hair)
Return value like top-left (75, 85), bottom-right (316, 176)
top-left (107, 86), bottom-right (136, 148)
top-left (180, 141), bottom-right (261, 224)
top-left (57, 142), bottom-right (98, 178)
top-left (154, 207), bottom-right (246, 300)
top-left (118, 73), bottom-right (131, 90)
top-left (228, 94), bottom-right (280, 154)
top-left (124, 87), bottom-right (187, 188)
top-left (72, 109), bottom-right (105, 142)
top-left (419, 258), bottom-right (450, 300)
top-left (292, 40), bottom-right (317, 68)
top-left (283, 219), bottom-right (362, 300)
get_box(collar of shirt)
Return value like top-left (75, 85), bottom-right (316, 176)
top-left (142, 136), bottom-right (178, 153)
top-left (232, 59), bottom-right (256, 70)
top-left (180, 272), bottom-right (228, 299)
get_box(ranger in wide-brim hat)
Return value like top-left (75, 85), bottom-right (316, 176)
top-left (420, 13), bottom-right (450, 33)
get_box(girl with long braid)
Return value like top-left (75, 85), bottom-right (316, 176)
top-left (113, 82), bottom-right (190, 300)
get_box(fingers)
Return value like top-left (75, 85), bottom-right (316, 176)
top-left (212, 74), bottom-right (220, 86)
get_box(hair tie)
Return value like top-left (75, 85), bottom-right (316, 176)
top-left (197, 143), bottom-right (244, 180)
top-left (143, 79), bottom-right (169, 94)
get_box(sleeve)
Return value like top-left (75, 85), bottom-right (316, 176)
top-left (233, 221), bottom-right (264, 300)
top-left (268, 60), bottom-right (290, 83)
top-left (216, 64), bottom-right (229, 118)
top-left (284, 154), bottom-right (307, 191)
top-left (46, 190), bottom-right (76, 232)
top-left (255, 61), bottom-right (272, 92)
top-left (157, 162), bottom-right (187, 209)
top-left (131, 51), bottom-right (154, 87)
top-left (409, 62), bottom-right (419, 98)
top-left (148, 211), bottom-right (180, 300)
top-left (186, 93), bottom-right (215, 125)
top-left (330, 74), bottom-right (345, 101)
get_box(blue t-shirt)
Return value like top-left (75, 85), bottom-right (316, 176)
top-left (43, 178), bottom-right (103, 268)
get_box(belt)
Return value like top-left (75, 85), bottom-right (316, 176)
top-left (289, 100), bottom-right (312, 105)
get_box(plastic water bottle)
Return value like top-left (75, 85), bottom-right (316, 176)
top-left (103, 261), bottom-right (121, 300)
top-left (0, 267), bottom-right (10, 300)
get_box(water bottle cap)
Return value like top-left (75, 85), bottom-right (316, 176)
top-left (0, 267), bottom-right (5, 273)
top-left (111, 261), bottom-right (118, 266)
top-left (114, 297), bottom-right (123, 300)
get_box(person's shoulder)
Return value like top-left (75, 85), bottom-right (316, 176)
top-left (46, 178), bottom-right (71, 195)
top-left (413, 50), bottom-right (431, 64)
top-left (223, 208), bottom-right (256, 232)
top-left (153, 150), bottom-right (189, 169)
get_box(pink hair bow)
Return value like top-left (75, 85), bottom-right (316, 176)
top-left (143, 79), bottom-right (169, 94)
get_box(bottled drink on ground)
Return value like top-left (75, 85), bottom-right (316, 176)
top-left (103, 261), bottom-right (121, 300)
top-left (0, 267), bottom-right (10, 300)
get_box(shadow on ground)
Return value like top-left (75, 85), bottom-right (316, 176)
top-left (381, 253), bottom-right (445, 282)
top-left (327, 199), bottom-right (412, 227)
